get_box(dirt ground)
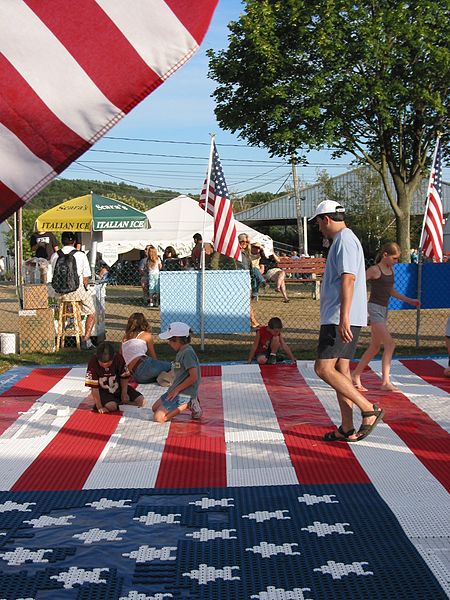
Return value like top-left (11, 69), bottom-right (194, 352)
top-left (0, 282), bottom-right (447, 360)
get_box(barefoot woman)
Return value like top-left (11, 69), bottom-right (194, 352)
top-left (352, 242), bottom-right (420, 392)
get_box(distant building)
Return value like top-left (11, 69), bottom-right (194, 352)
top-left (235, 166), bottom-right (450, 226)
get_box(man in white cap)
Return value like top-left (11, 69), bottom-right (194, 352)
top-left (310, 200), bottom-right (384, 442)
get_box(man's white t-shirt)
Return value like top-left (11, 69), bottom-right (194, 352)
top-left (320, 228), bottom-right (367, 327)
top-left (50, 245), bottom-right (91, 283)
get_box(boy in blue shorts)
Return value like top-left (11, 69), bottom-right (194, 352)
top-left (152, 322), bottom-right (202, 422)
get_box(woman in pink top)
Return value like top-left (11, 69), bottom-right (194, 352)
top-left (352, 242), bottom-right (420, 392)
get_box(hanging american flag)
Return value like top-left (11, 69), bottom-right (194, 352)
top-left (200, 141), bottom-right (241, 260)
top-left (0, 0), bottom-right (218, 223)
top-left (420, 137), bottom-right (444, 262)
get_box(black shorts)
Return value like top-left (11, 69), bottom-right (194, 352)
top-left (99, 385), bottom-right (142, 407)
top-left (317, 324), bottom-right (361, 360)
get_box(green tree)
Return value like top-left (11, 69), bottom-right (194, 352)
top-left (317, 169), bottom-right (395, 259)
top-left (234, 190), bottom-right (279, 212)
top-left (208, 0), bottom-right (449, 260)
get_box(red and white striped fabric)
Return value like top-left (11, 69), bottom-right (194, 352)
top-left (420, 137), bottom-right (444, 262)
top-left (1, 360), bottom-right (449, 493)
top-left (199, 141), bottom-right (241, 261)
top-left (0, 0), bottom-right (218, 222)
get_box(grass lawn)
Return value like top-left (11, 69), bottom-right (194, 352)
top-left (0, 281), bottom-right (446, 375)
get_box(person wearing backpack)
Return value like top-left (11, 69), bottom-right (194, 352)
top-left (50, 231), bottom-right (95, 350)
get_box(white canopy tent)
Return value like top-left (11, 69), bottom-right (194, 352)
top-left (97, 195), bottom-right (273, 261)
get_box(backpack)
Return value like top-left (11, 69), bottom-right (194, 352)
top-left (51, 249), bottom-right (80, 294)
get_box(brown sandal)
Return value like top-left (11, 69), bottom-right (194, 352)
top-left (357, 405), bottom-right (385, 440)
top-left (323, 425), bottom-right (357, 442)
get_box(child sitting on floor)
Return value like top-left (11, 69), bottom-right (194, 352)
top-left (152, 322), bottom-right (202, 422)
top-left (248, 316), bottom-right (296, 365)
top-left (85, 341), bottom-right (144, 413)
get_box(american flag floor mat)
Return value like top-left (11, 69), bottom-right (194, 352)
top-left (0, 359), bottom-right (449, 599)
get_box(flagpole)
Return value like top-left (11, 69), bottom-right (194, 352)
top-left (415, 249), bottom-right (422, 348)
top-left (15, 208), bottom-right (23, 307)
top-left (415, 133), bottom-right (442, 347)
top-left (200, 134), bottom-right (215, 351)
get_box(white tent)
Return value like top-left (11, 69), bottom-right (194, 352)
top-left (97, 195), bottom-right (273, 259)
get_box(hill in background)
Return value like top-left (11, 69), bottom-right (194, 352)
top-left (26, 179), bottom-right (186, 212)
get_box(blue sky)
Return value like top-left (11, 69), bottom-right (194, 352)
top-left (61, 0), bottom-right (446, 199)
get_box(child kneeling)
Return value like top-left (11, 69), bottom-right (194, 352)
top-left (152, 322), bottom-right (202, 422)
top-left (248, 316), bottom-right (296, 365)
top-left (85, 342), bottom-right (144, 414)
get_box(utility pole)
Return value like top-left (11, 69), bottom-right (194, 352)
top-left (291, 158), bottom-right (304, 254)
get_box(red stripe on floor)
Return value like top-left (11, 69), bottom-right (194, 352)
top-left (155, 366), bottom-right (226, 488)
top-left (11, 410), bottom-right (121, 491)
top-left (359, 362), bottom-right (450, 493)
top-left (401, 358), bottom-right (450, 393)
top-left (1, 368), bottom-right (71, 397)
top-left (261, 364), bottom-right (370, 485)
top-left (0, 368), bottom-right (71, 435)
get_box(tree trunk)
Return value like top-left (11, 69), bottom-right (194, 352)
top-left (395, 189), bottom-right (412, 262)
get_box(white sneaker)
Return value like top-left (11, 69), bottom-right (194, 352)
top-left (189, 397), bottom-right (202, 419)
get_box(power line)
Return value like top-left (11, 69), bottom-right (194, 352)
top-left (77, 158), bottom-right (352, 168)
top-left (103, 135), bottom-right (343, 152)
top-left (90, 149), bottom-right (287, 164)
top-left (73, 162), bottom-right (188, 192)
top-left (237, 172), bottom-right (292, 194)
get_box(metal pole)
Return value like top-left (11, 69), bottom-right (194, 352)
top-left (15, 208), bottom-right (23, 306)
top-left (200, 135), bottom-right (215, 351)
top-left (303, 216), bottom-right (308, 256)
top-left (292, 159), bottom-right (304, 255)
top-left (415, 249), bottom-right (423, 348)
top-left (416, 135), bottom-right (441, 347)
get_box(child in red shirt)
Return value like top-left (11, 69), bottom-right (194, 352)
top-left (248, 317), bottom-right (296, 365)
top-left (85, 342), bottom-right (144, 413)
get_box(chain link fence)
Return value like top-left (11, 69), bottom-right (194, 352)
top-left (0, 252), bottom-right (448, 358)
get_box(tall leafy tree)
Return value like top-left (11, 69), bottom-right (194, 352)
top-left (317, 169), bottom-right (395, 259)
top-left (208, 0), bottom-right (449, 258)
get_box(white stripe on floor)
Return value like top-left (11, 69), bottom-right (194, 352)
top-left (83, 383), bottom-right (169, 489)
top-left (0, 367), bottom-right (87, 490)
top-left (296, 360), bottom-right (450, 594)
top-left (221, 364), bottom-right (298, 487)
top-left (371, 359), bottom-right (450, 434)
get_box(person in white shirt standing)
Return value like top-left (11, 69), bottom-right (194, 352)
top-left (0, 256), bottom-right (5, 280)
top-left (311, 200), bottom-right (385, 443)
top-left (50, 231), bottom-right (95, 350)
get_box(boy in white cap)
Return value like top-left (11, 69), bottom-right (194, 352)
top-left (310, 200), bottom-right (384, 442)
top-left (152, 322), bottom-right (202, 422)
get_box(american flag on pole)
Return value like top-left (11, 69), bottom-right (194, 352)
top-left (0, 0), bottom-right (218, 223)
top-left (420, 137), bottom-right (444, 262)
top-left (200, 141), bottom-right (241, 260)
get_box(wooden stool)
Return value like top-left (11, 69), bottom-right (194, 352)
top-left (56, 301), bottom-right (83, 350)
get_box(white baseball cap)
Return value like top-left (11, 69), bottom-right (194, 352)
top-left (159, 322), bottom-right (191, 339)
top-left (309, 200), bottom-right (345, 221)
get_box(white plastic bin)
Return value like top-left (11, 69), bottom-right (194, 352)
top-left (0, 333), bottom-right (17, 354)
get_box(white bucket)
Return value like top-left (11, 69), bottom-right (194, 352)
top-left (0, 333), bottom-right (17, 354)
